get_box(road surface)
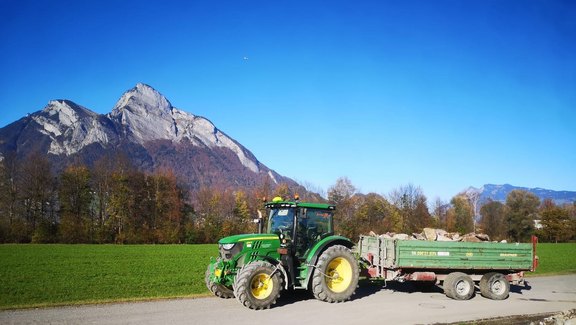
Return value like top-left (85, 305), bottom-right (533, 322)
top-left (2, 275), bottom-right (575, 325)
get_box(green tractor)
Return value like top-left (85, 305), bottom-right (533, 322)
top-left (205, 197), bottom-right (359, 309)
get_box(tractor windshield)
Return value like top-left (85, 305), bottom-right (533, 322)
top-left (267, 208), bottom-right (295, 236)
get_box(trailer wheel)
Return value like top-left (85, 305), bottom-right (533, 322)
top-left (205, 263), bottom-right (234, 299)
top-left (443, 272), bottom-right (475, 300)
top-left (233, 261), bottom-right (282, 309)
top-left (480, 272), bottom-right (510, 300)
top-left (312, 245), bottom-right (359, 303)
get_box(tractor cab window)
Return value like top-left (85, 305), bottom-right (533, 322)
top-left (267, 208), bottom-right (294, 237)
top-left (302, 209), bottom-right (332, 238)
top-left (295, 208), bottom-right (333, 258)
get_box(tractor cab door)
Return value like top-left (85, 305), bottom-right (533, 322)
top-left (295, 208), bottom-right (334, 259)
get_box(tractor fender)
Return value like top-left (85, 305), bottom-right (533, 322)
top-left (303, 236), bottom-right (355, 289)
top-left (255, 255), bottom-right (290, 290)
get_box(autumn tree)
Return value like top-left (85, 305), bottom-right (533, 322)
top-left (106, 161), bottom-right (137, 243)
top-left (355, 193), bottom-right (393, 235)
top-left (91, 155), bottom-right (116, 243)
top-left (0, 154), bottom-right (20, 242)
top-left (194, 187), bottom-right (226, 243)
top-left (328, 177), bottom-right (358, 238)
top-left (328, 177), bottom-right (356, 205)
top-left (431, 198), bottom-right (449, 229)
top-left (232, 190), bottom-right (253, 233)
top-left (479, 200), bottom-right (507, 241)
top-left (539, 199), bottom-right (572, 243)
top-left (17, 153), bottom-right (57, 242)
top-left (151, 170), bottom-right (185, 243)
top-left (505, 190), bottom-right (540, 242)
top-left (59, 165), bottom-right (92, 243)
top-left (450, 195), bottom-right (474, 234)
top-left (388, 184), bottom-right (431, 234)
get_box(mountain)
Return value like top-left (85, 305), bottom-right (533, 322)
top-left (466, 184), bottom-right (576, 206)
top-left (0, 83), bottom-right (300, 193)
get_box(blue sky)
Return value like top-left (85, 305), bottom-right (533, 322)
top-left (1, 0), bottom-right (575, 201)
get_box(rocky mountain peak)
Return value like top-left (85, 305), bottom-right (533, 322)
top-left (32, 99), bottom-right (110, 156)
top-left (109, 84), bottom-right (178, 143)
top-left (111, 83), bottom-right (173, 119)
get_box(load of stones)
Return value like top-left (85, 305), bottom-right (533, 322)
top-left (368, 228), bottom-right (505, 243)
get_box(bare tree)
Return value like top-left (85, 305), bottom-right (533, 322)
top-left (388, 184), bottom-right (431, 233)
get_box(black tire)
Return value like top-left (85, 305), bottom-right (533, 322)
top-left (443, 272), bottom-right (475, 300)
top-left (233, 261), bottom-right (283, 310)
top-left (479, 272), bottom-right (510, 300)
top-left (311, 245), bottom-right (359, 303)
top-left (205, 263), bottom-right (234, 299)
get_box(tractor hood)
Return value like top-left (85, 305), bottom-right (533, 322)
top-left (218, 233), bottom-right (279, 245)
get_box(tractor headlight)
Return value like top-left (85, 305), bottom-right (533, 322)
top-left (221, 243), bottom-right (235, 250)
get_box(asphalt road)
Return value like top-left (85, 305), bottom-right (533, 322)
top-left (2, 275), bottom-right (575, 325)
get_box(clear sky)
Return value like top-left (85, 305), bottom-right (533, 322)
top-left (1, 0), bottom-right (575, 201)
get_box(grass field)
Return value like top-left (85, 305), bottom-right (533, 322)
top-left (0, 242), bottom-right (575, 309)
top-left (530, 243), bottom-right (576, 276)
top-left (0, 244), bottom-right (216, 309)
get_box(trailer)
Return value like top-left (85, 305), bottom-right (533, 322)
top-left (358, 235), bottom-right (538, 300)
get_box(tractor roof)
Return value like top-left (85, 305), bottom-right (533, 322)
top-left (265, 200), bottom-right (335, 210)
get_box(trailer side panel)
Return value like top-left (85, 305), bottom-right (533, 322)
top-left (359, 236), bottom-right (534, 274)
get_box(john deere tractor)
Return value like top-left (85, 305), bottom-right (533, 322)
top-left (205, 197), bottom-right (359, 309)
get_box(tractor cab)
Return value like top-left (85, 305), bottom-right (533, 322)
top-left (264, 197), bottom-right (335, 259)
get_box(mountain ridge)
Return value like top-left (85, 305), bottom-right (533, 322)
top-left (0, 83), bottom-right (299, 193)
top-left (465, 183), bottom-right (576, 206)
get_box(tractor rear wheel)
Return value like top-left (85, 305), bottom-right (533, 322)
top-left (233, 261), bottom-right (283, 310)
top-left (443, 272), bottom-right (475, 300)
top-left (479, 272), bottom-right (510, 300)
top-left (205, 263), bottom-right (234, 299)
top-left (311, 245), bottom-right (359, 303)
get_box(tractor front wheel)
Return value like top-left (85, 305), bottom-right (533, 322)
top-left (234, 261), bottom-right (283, 309)
top-left (311, 245), bottom-right (359, 303)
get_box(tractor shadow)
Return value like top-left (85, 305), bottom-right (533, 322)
top-left (357, 279), bottom-right (445, 296)
top-left (275, 280), bottom-right (534, 307)
top-left (274, 279), bottom-right (444, 308)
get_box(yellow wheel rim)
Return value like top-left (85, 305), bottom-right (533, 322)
top-left (250, 273), bottom-right (273, 299)
top-left (326, 257), bottom-right (352, 293)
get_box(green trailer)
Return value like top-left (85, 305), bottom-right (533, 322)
top-left (358, 235), bottom-right (538, 300)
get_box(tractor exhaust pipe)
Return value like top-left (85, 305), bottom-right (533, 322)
top-left (254, 210), bottom-right (263, 234)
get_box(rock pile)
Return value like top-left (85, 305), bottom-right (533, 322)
top-left (368, 228), bottom-right (501, 243)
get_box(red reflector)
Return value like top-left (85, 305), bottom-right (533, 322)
top-left (277, 248), bottom-right (289, 255)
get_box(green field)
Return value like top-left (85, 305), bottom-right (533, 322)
top-left (0, 244), bottom-right (216, 309)
top-left (0, 243), bottom-right (574, 309)
top-left (530, 243), bottom-right (576, 276)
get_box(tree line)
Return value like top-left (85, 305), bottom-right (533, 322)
top-left (327, 177), bottom-right (576, 243)
top-left (0, 153), bottom-right (277, 244)
top-left (1, 155), bottom-right (574, 244)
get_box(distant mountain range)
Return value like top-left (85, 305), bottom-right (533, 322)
top-left (0, 83), bottom-right (304, 194)
top-left (465, 184), bottom-right (576, 206)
